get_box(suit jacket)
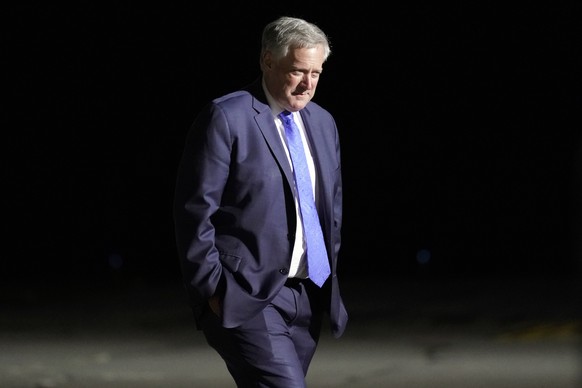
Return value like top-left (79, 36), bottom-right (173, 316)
top-left (173, 78), bottom-right (348, 338)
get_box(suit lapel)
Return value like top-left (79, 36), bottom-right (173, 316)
top-left (254, 107), bottom-right (295, 190)
top-left (244, 80), bottom-right (295, 189)
top-left (299, 108), bottom-right (333, 231)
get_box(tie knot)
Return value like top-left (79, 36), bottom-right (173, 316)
top-left (279, 110), bottom-right (293, 123)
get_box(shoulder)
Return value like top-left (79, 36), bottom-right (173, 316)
top-left (208, 80), bottom-right (268, 116)
top-left (302, 101), bottom-right (336, 125)
top-left (196, 91), bottom-right (263, 124)
top-left (212, 90), bottom-right (253, 110)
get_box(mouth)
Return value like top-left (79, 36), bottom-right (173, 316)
top-left (292, 88), bottom-right (310, 96)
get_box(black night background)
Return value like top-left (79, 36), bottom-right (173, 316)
top-left (6, 3), bottom-right (580, 285)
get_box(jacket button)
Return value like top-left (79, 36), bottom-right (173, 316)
top-left (279, 268), bottom-right (289, 275)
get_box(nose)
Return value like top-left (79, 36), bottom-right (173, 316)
top-left (302, 74), bottom-right (314, 89)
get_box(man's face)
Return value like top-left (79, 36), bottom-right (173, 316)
top-left (263, 45), bottom-right (325, 112)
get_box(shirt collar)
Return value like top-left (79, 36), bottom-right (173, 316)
top-left (262, 77), bottom-right (287, 118)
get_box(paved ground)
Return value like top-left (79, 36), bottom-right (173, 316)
top-left (1, 276), bottom-right (580, 387)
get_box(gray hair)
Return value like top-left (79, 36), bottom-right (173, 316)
top-left (261, 16), bottom-right (331, 62)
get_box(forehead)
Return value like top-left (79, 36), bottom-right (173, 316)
top-left (282, 46), bottom-right (325, 68)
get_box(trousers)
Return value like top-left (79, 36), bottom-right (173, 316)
top-left (200, 279), bottom-right (323, 388)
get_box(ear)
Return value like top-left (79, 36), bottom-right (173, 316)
top-left (263, 51), bottom-right (272, 69)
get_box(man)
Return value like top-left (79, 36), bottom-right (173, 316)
top-left (173, 16), bottom-right (347, 387)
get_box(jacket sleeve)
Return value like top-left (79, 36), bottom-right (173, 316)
top-left (173, 102), bottom-right (231, 303)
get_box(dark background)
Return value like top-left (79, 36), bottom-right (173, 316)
top-left (3, 3), bottom-right (582, 292)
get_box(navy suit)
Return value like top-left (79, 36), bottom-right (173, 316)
top-left (173, 78), bottom-right (348, 382)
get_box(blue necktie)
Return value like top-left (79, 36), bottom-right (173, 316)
top-left (279, 110), bottom-right (331, 287)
